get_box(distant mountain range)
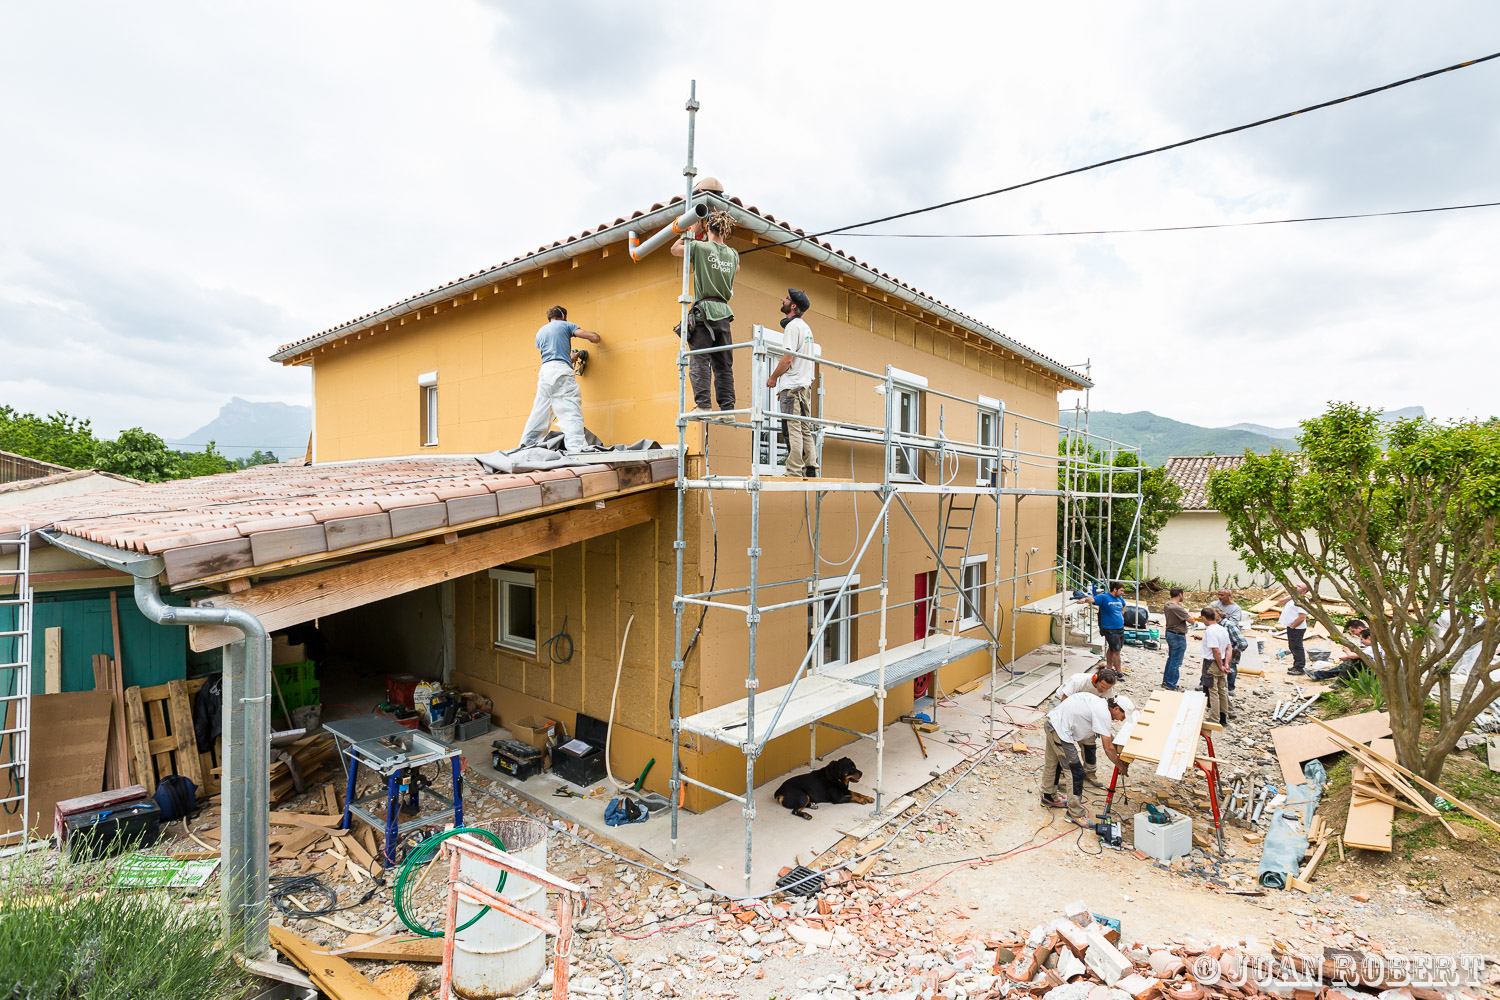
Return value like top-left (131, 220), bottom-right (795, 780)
top-left (1061, 407), bottom-right (1426, 466)
top-left (170, 397), bottom-right (311, 461)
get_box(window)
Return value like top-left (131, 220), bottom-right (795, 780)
top-left (959, 555), bottom-right (987, 630)
top-left (810, 574), bottom-right (858, 670)
top-left (888, 368), bottom-right (926, 481)
top-left (490, 568), bottom-right (537, 654)
top-left (418, 371), bottom-right (438, 447)
top-left (976, 397), bottom-right (999, 486)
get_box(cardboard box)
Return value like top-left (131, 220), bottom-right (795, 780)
top-left (508, 715), bottom-right (557, 752)
top-left (271, 635), bottom-right (307, 666)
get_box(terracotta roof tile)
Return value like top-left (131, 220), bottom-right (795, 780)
top-left (1162, 455), bottom-right (1247, 511)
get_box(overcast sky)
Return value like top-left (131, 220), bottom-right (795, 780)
top-left (2, 3), bottom-right (1497, 445)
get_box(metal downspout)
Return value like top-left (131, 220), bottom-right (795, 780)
top-left (38, 530), bottom-right (271, 957)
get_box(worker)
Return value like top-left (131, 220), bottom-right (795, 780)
top-left (1074, 582), bottom-right (1127, 674)
top-left (766, 288), bottom-right (818, 477)
top-left (1199, 607), bottom-right (1232, 727)
top-left (1161, 586), bottom-right (1194, 691)
top-left (1207, 588), bottom-right (1247, 694)
top-left (672, 209), bottom-right (740, 418)
top-left (1055, 667), bottom-right (1120, 788)
top-left (1277, 583), bottom-right (1310, 676)
top-left (517, 305), bottom-right (602, 453)
top-left (1040, 692), bottom-right (1129, 823)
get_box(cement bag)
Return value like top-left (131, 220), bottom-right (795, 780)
top-left (1256, 760), bottom-right (1327, 889)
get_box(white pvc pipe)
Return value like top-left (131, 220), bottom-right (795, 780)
top-left (629, 202), bottom-right (707, 261)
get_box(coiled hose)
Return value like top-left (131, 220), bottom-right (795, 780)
top-left (394, 826), bottom-right (507, 937)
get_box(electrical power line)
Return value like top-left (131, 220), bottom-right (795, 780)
top-left (830, 200), bottom-right (1500, 239)
top-left (743, 50), bottom-right (1500, 254)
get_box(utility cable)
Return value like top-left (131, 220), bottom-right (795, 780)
top-left (743, 51), bottom-right (1500, 254)
top-left (831, 200), bottom-right (1500, 239)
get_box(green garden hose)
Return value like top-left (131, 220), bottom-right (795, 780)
top-left (394, 826), bottom-right (507, 937)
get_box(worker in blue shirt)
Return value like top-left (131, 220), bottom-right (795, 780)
top-left (1074, 581), bottom-right (1127, 673)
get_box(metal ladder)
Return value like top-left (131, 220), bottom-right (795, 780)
top-left (0, 527), bottom-right (32, 846)
top-left (930, 495), bottom-right (978, 639)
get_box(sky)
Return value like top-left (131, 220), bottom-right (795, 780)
top-left (2, 3), bottom-right (1498, 445)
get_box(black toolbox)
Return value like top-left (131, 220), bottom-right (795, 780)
top-left (552, 713), bottom-right (608, 787)
top-left (491, 738), bottom-right (545, 781)
top-left (64, 798), bottom-right (161, 859)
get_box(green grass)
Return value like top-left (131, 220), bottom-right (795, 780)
top-left (0, 848), bottom-right (250, 999)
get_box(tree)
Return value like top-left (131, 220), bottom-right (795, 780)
top-left (92, 427), bottom-right (180, 482)
top-left (233, 449), bottom-right (280, 470)
top-left (174, 441), bottom-right (235, 479)
top-left (1057, 440), bottom-right (1182, 587)
top-left (0, 405), bottom-right (100, 469)
top-left (1208, 403), bottom-right (1500, 787)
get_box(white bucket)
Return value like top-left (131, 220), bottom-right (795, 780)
top-left (453, 819), bottom-right (549, 999)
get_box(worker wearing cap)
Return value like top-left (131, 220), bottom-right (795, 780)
top-left (1040, 692), bottom-right (1129, 823)
top-left (517, 305), bottom-right (602, 453)
top-left (766, 288), bottom-right (818, 477)
top-left (1054, 667), bottom-right (1119, 788)
top-left (672, 209), bottom-right (740, 417)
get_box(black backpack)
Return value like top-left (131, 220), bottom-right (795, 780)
top-left (153, 774), bottom-right (198, 821)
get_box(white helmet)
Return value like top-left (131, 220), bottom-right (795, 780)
top-left (1113, 695), bottom-right (1135, 715)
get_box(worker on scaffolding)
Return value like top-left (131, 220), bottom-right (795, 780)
top-left (766, 288), bottom-right (818, 477)
top-left (1052, 667), bottom-right (1120, 788)
top-left (672, 209), bottom-right (739, 419)
top-left (517, 305), bottom-right (602, 453)
top-left (1040, 692), bottom-right (1130, 822)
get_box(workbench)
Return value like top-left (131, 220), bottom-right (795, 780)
top-left (324, 715), bottom-right (464, 865)
top-left (1102, 689), bottom-right (1226, 853)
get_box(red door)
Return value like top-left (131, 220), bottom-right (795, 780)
top-left (913, 571), bottom-right (936, 697)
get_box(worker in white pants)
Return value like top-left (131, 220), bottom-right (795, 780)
top-left (518, 305), bottom-right (601, 453)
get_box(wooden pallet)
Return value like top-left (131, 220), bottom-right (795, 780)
top-left (123, 678), bottom-right (205, 795)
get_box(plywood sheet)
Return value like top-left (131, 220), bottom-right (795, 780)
top-left (0, 691), bottom-right (112, 839)
top-left (1122, 690), bottom-right (1184, 765)
top-left (1344, 737), bottom-right (1395, 852)
top-left (1273, 711), bottom-right (1391, 786)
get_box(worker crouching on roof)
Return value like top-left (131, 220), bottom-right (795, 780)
top-left (1052, 667), bottom-right (1120, 788)
top-left (517, 305), bottom-right (602, 454)
top-left (1040, 692), bottom-right (1130, 823)
top-left (672, 209), bottom-right (740, 418)
top-left (766, 288), bottom-right (818, 477)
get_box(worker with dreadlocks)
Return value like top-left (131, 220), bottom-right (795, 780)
top-left (672, 209), bottom-right (740, 417)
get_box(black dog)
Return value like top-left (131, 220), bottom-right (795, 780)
top-left (773, 757), bottom-right (872, 820)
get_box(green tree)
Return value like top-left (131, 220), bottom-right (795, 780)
top-left (92, 426), bottom-right (180, 482)
top-left (0, 405), bottom-right (100, 469)
top-left (174, 441), bottom-right (235, 479)
top-left (1057, 441), bottom-right (1181, 587)
top-left (233, 449), bottom-right (280, 470)
top-left (1207, 403), bottom-right (1500, 787)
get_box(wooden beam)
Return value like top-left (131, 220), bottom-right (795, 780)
top-left (188, 491), bottom-right (657, 651)
top-left (43, 628), bottom-right (61, 694)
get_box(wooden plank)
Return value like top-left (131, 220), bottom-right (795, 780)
top-left (43, 627), bottom-right (61, 694)
top-left (1344, 738), bottom-right (1395, 852)
top-left (147, 696), bottom-right (172, 783)
top-left (1274, 711), bottom-right (1391, 786)
top-left (123, 686), bottom-right (154, 793)
top-left (108, 655), bottom-right (128, 788)
top-left (331, 933), bottom-right (444, 964)
top-left (269, 810), bottom-right (344, 827)
top-left (272, 825), bottom-right (330, 858)
top-left (188, 490), bottom-right (659, 651)
top-left (109, 590), bottom-right (124, 679)
top-left (270, 925), bottom-right (390, 1000)
top-left (249, 525), bottom-right (328, 566)
top-left (323, 512), bottom-right (392, 550)
top-left (164, 679), bottom-right (204, 787)
top-left (159, 537), bottom-right (255, 585)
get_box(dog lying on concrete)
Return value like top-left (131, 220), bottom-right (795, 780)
top-left (773, 757), bottom-right (873, 820)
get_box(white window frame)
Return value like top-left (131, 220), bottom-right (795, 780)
top-left (489, 567), bottom-right (537, 655)
top-left (959, 554), bottom-right (988, 630)
top-left (418, 371), bottom-right (439, 447)
top-left (753, 325), bottom-right (823, 475)
top-left (976, 397), bottom-right (1000, 486)
top-left (810, 574), bottom-right (859, 671)
top-left (887, 368), bottom-right (927, 482)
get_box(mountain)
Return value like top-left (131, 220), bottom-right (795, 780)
top-left (1224, 407), bottom-right (1426, 440)
top-left (1059, 411), bottom-right (1281, 466)
top-left (170, 397), bottom-right (311, 461)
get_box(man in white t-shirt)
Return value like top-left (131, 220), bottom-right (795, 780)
top-left (1277, 584), bottom-right (1310, 675)
top-left (766, 288), bottom-right (819, 478)
top-left (1040, 691), bottom-right (1128, 821)
top-left (1199, 607), bottom-right (1232, 726)
top-left (1053, 668), bottom-right (1119, 787)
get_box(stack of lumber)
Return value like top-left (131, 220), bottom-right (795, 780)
top-left (1249, 587), bottom-right (1288, 621)
top-left (267, 733), bottom-right (338, 804)
top-left (268, 804), bottom-right (385, 880)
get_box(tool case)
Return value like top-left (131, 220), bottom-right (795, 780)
top-left (491, 738), bottom-right (545, 781)
top-left (552, 713), bottom-right (608, 787)
top-left (64, 798), bottom-right (162, 859)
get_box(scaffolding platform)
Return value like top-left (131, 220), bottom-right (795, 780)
top-left (681, 636), bottom-right (989, 746)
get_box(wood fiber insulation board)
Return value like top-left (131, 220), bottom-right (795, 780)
top-left (0, 691), bottom-right (112, 839)
top-left (1123, 690), bottom-right (1184, 764)
top-left (1345, 738), bottom-right (1395, 852)
top-left (333, 933), bottom-right (444, 963)
top-left (1274, 711), bottom-right (1391, 786)
top-left (1155, 692), bottom-right (1208, 779)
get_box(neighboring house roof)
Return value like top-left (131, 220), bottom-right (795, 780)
top-left (0, 450), bottom-right (73, 484)
top-left (0, 455), bottom-right (675, 586)
top-left (1163, 455), bottom-right (1247, 511)
top-left (0, 469), bottom-right (143, 497)
top-left (270, 191), bottom-right (1090, 390)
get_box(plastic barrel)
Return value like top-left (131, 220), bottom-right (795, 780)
top-left (453, 819), bottom-right (548, 998)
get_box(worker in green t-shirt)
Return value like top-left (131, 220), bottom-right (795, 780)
top-left (672, 209), bottom-right (739, 416)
